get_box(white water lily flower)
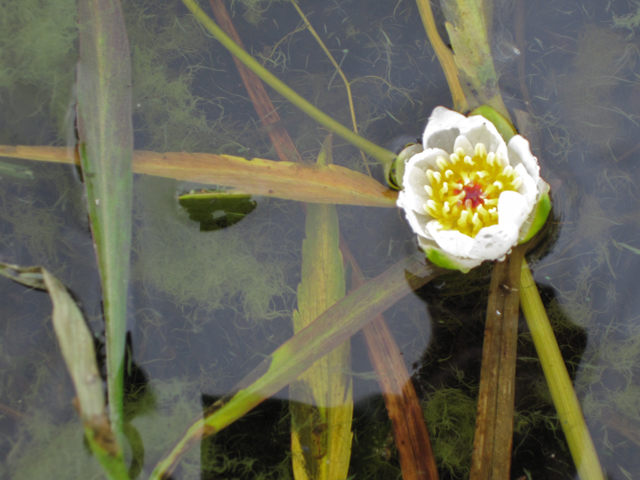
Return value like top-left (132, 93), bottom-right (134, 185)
top-left (397, 106), bottom-right (550, 272)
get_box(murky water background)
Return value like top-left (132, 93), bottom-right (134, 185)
top-left (2, 0), bottom-right (640, 479)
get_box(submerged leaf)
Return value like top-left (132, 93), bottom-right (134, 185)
top-left (76, 0), bottom-right (133, 442)
top-left (0, 160), bottom-right (34, 180)
top-left (613, 240), bottom-right (640, 256)
top-left (441, 0), bottom-right (507, 115)
top-left (0, 262), bottom-right (129, 480)
top-left (290, 136), bottom-right (353, 480)
top-left (150, 254), bottom-right (442, 480)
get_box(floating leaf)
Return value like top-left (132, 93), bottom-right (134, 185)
top-left (0, 145), bottom-right (398, 208)
top-left (179, 190), bottom-right (257, 231)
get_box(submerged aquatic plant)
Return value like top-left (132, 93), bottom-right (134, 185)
top-left (397, 106), bottom-right (550, 272)
top-left (0, 0), bottom-right (77, 143)
top-left (422, 387), bottom-right (477, 477)
top-left (132, 176), bottom-right (293, 324)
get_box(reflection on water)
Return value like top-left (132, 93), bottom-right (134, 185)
top-left (2, 0), bottom-right (640, 479)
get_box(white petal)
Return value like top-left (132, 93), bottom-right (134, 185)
top-left (513, 164), bottom-right (537, 209)
top-left (460, 119), bottom-right (505, 155)
top-left (508, 135), bottom-right (540, 182)
top-left (507, 135), bottom-right (551, 205)
top-left (416, 235), bottom-right (437, 251)
top-left (468, 222), bottom-right (520, 260)
top-left (426, 221), bottom-right (474, 257)
top-left (458, 113), bottom-right (498, 137)
top-left (496, 142), bottom-right (509, 164)
top-left (422, 107), bottom-right (466, 151)
top-left (536, 177), bottom-right (551, 198)
top-left (400, 148), bottom-right (450, 213)
top-left (518, 185), bottom-right (551, 241)
top-left (400, 166), bottom-right (430, 213)
top-left (453, 136), bottom-right (474, 157)
top-left (450, 256), bottom-right (484, 270)
top-left (405, 147), bottom-right (451, 173)
top-left (497, 191), bottom-right (530, 227)
top-left (398, 192), bottom-right (432, 238)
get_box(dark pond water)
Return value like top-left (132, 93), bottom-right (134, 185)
top-left (2, 0), bottom-right (640, 479)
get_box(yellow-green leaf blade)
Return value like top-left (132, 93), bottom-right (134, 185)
top-left (149, 254), bottom-right (442, 480)
top-left (0, 146), bottom-right (397, 208)
top-left (290, 137), bottom-right (352, 480)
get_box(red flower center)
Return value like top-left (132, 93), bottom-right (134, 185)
top-left (453, 183), bottom-right (485, 208)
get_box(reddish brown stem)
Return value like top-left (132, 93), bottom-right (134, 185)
top-left (209, 0), bottom-right (302, 163)
top-left (342, 240), bottom-right (439, 480)
top-left (209, 3), bottom-right (439, 477)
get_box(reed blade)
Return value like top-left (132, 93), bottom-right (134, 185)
top-left (76, 0), bottom-right (133, 442)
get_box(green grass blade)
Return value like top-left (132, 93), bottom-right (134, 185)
top-left (290, 136), bottom-right (352, 480)
top-left (519, 260), bottom-right (605, 480)
top-left (150, 254), bottom-right (443, 480)
top-left (76, 0), bottom-right (133, 444)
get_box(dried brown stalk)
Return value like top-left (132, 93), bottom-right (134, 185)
top-left (470, 245), bottom-right (526, 480)
top-left (342, 241), bottom-right (440, 480)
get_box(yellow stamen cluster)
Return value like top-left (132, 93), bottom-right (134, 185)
top-left (424, 143), bottom-right (522, 238)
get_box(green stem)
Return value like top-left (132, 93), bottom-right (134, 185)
top-left (413, 0), bottom-right (468, 112)
top-left (182, 0), bottom-right (396, 168)
top-left (519, 260), bottom-right (604, 480)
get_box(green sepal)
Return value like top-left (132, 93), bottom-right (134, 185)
top-left (425, 247), bottom-right (471, 274)
top-left (469, 105), bottom-right (517, 143)
top-left (519, 191), bottom-right (552, 244)
top-left (387, 143), bottom-right (424, 190)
